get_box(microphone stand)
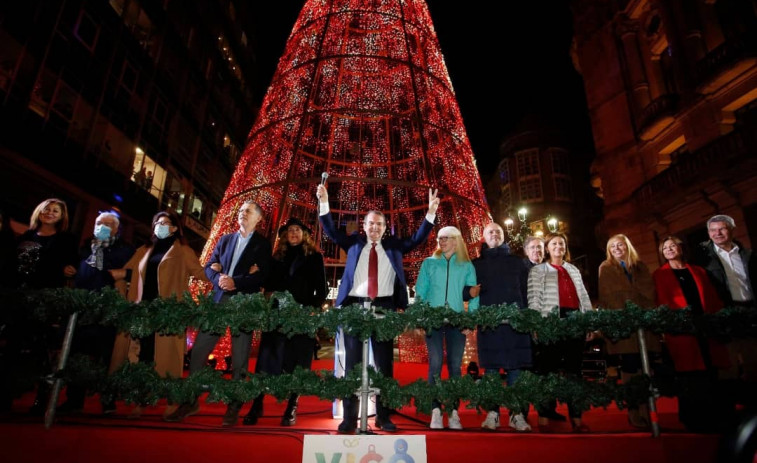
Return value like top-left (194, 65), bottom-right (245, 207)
top-left (357, 300), bottom-right (382, 435)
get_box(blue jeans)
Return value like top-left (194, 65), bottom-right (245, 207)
top-left (426, 326), bottom-right (466, 409)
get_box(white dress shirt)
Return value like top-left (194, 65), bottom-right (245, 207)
top-left (714, 244), bottom-right (753, 302)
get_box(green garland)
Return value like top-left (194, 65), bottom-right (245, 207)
top-left (61, 356), bottom-right (651, 413)
top-left (4, 287), bottom-right (754, 410)
top-left (15, 287), bottom-right (757, 342)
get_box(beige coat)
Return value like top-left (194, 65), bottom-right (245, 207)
top-left (110, 241), bottom-right (207, 378)
top-left (597, 260), bottom-right (661, 355)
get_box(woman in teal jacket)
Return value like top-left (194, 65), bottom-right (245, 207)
top-left (415, 226), bottom-right (479, 430)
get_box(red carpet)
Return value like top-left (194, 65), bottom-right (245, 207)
top-left (0, 360), bottom-right (726, 463)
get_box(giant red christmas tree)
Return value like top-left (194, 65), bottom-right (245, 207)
top-left (203, 0), bottom-right (491, 289)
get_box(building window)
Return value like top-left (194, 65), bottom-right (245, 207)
top-left (554, 177), bottom-right (572, 201)
top-left (152, 94), bottom-right (168, 130)
top-left (516, 149), bottom-right (542, 202)
top-left (117, 59), bottom-right (139, 99)
top-left (74, 10), bottom-right (100, 52)
top-left (550, 150), bottom-right (572, 201)
top-left (223, 133), bottom-right (240, 163)
top-left (162, 174), bottom-right (185, 214)
top-left (51, 80), bottom-right (79, 122)
top-left (516, 148), bottom-right (540, 176)
top-left (132, 148), bottom-right (167, 199)
top-left (497, 160), bottom-right (511, 208)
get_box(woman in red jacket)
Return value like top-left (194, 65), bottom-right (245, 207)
top-left (653, 235), bottom-right (730, 432)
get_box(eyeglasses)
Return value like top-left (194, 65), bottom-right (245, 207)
top-left (437, 236), bottom-right (454, 242)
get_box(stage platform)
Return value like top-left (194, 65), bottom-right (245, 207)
top-left (0, 359), bottom-right (733, 463)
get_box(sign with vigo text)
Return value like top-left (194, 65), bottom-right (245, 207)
top-left (302, 435), bottom-right (427, 463)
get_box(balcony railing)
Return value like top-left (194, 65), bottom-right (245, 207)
top-left (696, 33), bottom-right (757, 85)
top-left (633, 126), bottom-right (755, 205)
top-left (636, 93), bottom-right (678, 137)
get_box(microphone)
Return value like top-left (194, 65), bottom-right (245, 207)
top-left (320, 172), bottom-right (329, 185)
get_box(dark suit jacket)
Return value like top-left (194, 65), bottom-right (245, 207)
top-left (320, 212), bottom-right (433, 309)
top-left (695, 240), bottom-right (756, 305)
top-left (204, 231), bottom-right (272, 302)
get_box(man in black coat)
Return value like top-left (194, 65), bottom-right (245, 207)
top-left (473, 223), bottom-right (532, 431)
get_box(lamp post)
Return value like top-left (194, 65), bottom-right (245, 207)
top-left (503, 208), bottom-right (561, 253)
top-left (547, 216), bottom-right (559, 233)
top-left (503, 207), bottom-right (531, 252)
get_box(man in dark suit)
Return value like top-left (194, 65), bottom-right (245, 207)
top-left (316, 184), bottom-right (439, 433)
top-left (694, 214), bottom-right (756, 415)
top-left (165, 200), bottom-right (272, 425)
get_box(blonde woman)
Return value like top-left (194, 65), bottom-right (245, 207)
top-left (527, 232), bottom-right (593, 433)
top-left (598, 234), bottom-right (660, 428)
top-left (415, 226), bottom-right (479, 430)
top-left (17, 198), bottom-right (79, 414)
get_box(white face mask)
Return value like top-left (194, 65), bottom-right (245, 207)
top-left (94, 224), bottom-right (112, 241)
top-left (154, 224), bottom-right (172, 240)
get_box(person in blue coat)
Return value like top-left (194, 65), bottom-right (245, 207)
top-left (473, 223), bottom-right (532, 432)
top-left (317, 184), bottom-right (439, 434)
top-left (416, 225), bottom-right (479, 430)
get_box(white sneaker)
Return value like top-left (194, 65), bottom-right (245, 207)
top-left (481, 410), bottom-right (499, 430)
top-left (509, 413), bottom-right (532, 432)
top-left (430, 407), bottom-right (444, 429)
top-left (448, 409), bottom-right (463, 430)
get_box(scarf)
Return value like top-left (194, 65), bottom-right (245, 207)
top-left (86, 236), bottom-right (117, 270)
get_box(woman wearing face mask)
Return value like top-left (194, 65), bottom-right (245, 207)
top-left (16, 198), bottom-right (79, 414)
top-left (415, 226), bottom-right (479, 430)
top-left (111, 211), bottom-right (207, 406)
top-left (597, 234), bottom-right (660, 428)
top-left (527, 232), bottom-right (594, 433)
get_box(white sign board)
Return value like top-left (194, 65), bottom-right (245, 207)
top-left (302, 435), bottom-right (427, 463)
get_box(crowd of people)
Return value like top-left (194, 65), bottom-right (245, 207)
top-left (0, 190), bottom-right (754, 435)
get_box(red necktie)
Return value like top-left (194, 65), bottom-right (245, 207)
top-left (368, 242), bottom-right (378, 299)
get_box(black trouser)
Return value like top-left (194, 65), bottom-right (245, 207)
top-left (533, 308), bottom-right (585, 419)
top-left (65, 324), bottom-right (117, 406)
top-left (341, 296), bottom-right (395, 421)
top-left (283, 334), bottom-right (315, 373)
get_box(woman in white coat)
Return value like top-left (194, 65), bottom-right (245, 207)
top-left (527, 232), bottom-right (593, 433)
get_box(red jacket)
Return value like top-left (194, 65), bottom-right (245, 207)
top-left (653, 262), bottom-right (730, 372)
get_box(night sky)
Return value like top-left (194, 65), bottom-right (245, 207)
top-left (249, 1), bottom-right (593, 181)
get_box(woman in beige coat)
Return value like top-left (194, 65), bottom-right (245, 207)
top-left (597, 234), bottom-right (660, 428)
top-left (111, 211), bottom-right (207, 381)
